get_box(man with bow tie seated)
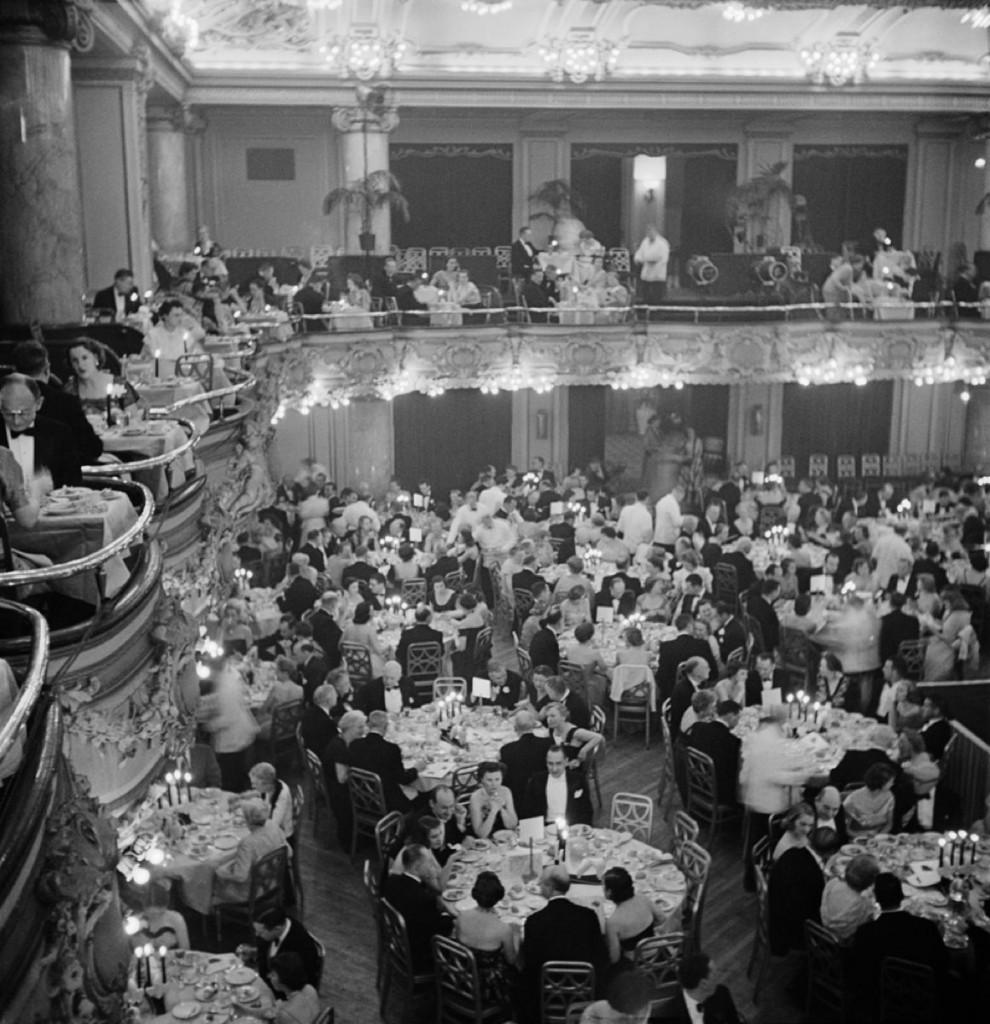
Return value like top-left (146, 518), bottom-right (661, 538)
top-left (0, 374), bottom-right (82, 496)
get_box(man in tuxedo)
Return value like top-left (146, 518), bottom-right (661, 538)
top-left (684, 700), bottom-right (742, 806)
top-left (907, 540), bottom-right (947, 596)
top-left (712, 602), bottom-right (747, 665)
top-left (277, 562), bottom-right (318, 621)
top-left (879, 591), bottom-right (920, 664)
top-left (600, 557), bottom-right (643, 600)
top-left (382, 845), bottom-right (453, 973)
top-left (347, 710), bottom-right (425, 811)
top-left (670, 656), bottom-right (712, 742)
top-left (521, 267), bottom-right (553, 323)
top-left (0, 373), bottom-right (81, 488)
top-left (828, 723), bottom-right (899, 793)
top-left (425, 784), bottom-right (469, 847)
top-left (355, 660), bottom-right (416, 714)
top-left (394, 605), bottom-right (444, 677)
top-left (657, 614), bottom-right (718, 704)
top-left (746, 651), bottom-right (788, 704)
top-left (521, 866), bottom-right (607, 1004)
top-left (297, 528), bottom-right (327, 573)
top-left (920, 694), bottom-right (953, 760)
top-left (746, 577), bottom-right (781, 654)
top-left (300, 683), bottom-right (338, 754)
top-left (293, 638), bottom-right (329, 705)
top-left (499, 709), bottom-right (553, 809)
top-left (768, 827), bottom-right (840, 954)
top-left (510, 554), bottom-right (542, 595)
top-left (863, 481), bottom-right (896, 518)
top-left (523, 745), bottom-right (593, 826)
top-left (510, 225), bottom-right (540, 279)
top-left (307, 592), bottom-right (342, 668)
top-left (719, 538), bottom-right (758, 597)
top-left (92, 267), bottom-right (140, 319)
top-left (11, 340), bottom-right (102, 463)
top-left (677, 952), bottom-right (743, 1024)
top-left (543, 675), bottom-right (590, 730)
top-left (488, 659), bottom-right (528, 711)
top-left (252, 906), bottom-right (322, 993)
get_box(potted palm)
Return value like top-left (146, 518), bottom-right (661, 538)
top-left (323, 170), bottom-right (410, 257)
top-left (528, 178), bottom-right (585, 239)
top-left (725, 161), bottom-right (794, 253)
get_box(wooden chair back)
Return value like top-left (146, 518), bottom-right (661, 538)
top-left (540, 962), bottom-right (595, 1024)
top-left (610, 792), bottom-right (654, 843)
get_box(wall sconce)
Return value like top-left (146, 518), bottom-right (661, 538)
top-left (633, 155), bottom-right (667, 205)
top-left (644, 187), bottom-right (656, 204)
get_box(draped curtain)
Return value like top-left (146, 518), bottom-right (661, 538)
top-left (781, 381), bottom-right (894, 478)
top-left (393, 389), bottom-right (512, 496)
top-left (792, 145), bottom-right (908, 252)
top-left (389, 144), bottom-right (513, 249)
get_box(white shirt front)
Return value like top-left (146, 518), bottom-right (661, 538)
top-left (545, 773), bottom-right (568, 822)
top-left (384, 687), bottom-right (403, 714)
top-left (447, 504), bottom-right (483, 545)
top-left (114, 290), bottom-right (126, 319)
top-left (654, 493), bottom-right (683, 545)
top-left (6, 431), bottom-right (35, 481)
top-left (683, 991), bottom-right (705, 1024)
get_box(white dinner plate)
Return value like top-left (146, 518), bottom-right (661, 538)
top-left (171, 1003), bottom-right (201, 1020)
top-left (212, 834), bottom-right (239, 851)
top-left (225, 967), bottom-right (255, 985)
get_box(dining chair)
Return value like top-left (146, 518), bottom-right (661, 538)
top-left (748, 858), bottom-right (772, 1003)
top-left (303, 749), bottom-right (330, 841)
top-left (444, 570), bottom-right (465, 591)
top-left (380, 898), bottom-right (434, 1023)
top-left (175, 352), bottom-right (214, 392)
top-left (611, 664), bottom-right (654, 747)
top-left (673, 838), bottom-right (711, 955)
top-left (610, 792), bottom-right (654, 844)
top-left (804, 919), bottom-right (846, 1022)
top-left (374, 810), bottom-right (405, 878)
top-left (268, 700), bottom-right (304, 771)
top-left (407, 641), bottom-right (444, 702)
top-left (312, 1007), bottom-right (335, 1024)
top-left (713, 562), bottom-right (740, 609)
top-left (671, 810), bottom-right (700, 861)
top-left (658, 697), bottom-right (676, 811)
top-left (540, 962), bottom-right (595, 1024)
top-left (340, 641), bottom-right (373, 688)
top-left (879, 957), bottom-right (936, 1024)
top-left (432, 935), bottom-right (503, 1023)
top-left (347, 767), bottom-right (387, 858)
top-left (401, 578), bottom-right (428, 605)
top-left (213, 846), bottom-right (287, 943)
top-left (684, 746), bottom-right (742, 850)
top-left (433, 676), bottom-right (468, 702)
top-left (472, 626), bottom-right (493, 670)
top-left (558, 659), bottom-right (589, 703)
top-left (289, 783), bottom-right (305, 916)
top-left (451, 763), bottom-right (480, 807)
top-left (516, 645), bottom-right (534, 685)
top-left (363, 859), bottom-right (385, 992)
top-left (633, 932), bottom-right (684, 1019)
top-left (896, 638), bottom-right (928, 681)
top-left (779, 626), bottom-right (815, 694)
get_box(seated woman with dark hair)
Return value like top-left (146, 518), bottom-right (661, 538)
top-left (64, 337), bottom-right (139, 417)
top-left (267, 951), bottom-right (322, 1024)
top-left (468, 761), bottom-right (518, 839)
top-left (454, 870), bottom-right (518, 1013)
top-left (142, 298), bottom-right (207, 375)
top-left (602, 866), bottom-right (664, 964)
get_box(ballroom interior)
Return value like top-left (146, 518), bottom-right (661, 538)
top-left (4, 2), bottom-right (990, 1023)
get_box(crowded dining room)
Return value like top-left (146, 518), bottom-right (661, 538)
top-left (4, 1), bottom-right (990, 1023)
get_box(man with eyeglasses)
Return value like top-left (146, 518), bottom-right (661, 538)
top-left (0, 373), bottom-right (81, 492)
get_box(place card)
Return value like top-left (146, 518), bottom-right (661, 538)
top-left (518, 817), bottom-right (545, 845)
top-left (921, 499), bottom-right (936, 516)
top-left (409, 527), bottom-right (423, 542)
top-left (751, 471), bottom-right (765, 486)
top-left (412, 493), bottom-right (424, 508)
top-left (597, 607), bottom-right (614, 624)
top-left (761, 688), bottom-right (782, 708)
top-left (471, 677), bottom-right (492, 700)
top-left (550, 501), bottom-right (565, 515)
top-left (809, 574), bottom-right (833, 596)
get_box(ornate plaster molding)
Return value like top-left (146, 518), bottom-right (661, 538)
top-left (331, 105), bottom-right (401, 135)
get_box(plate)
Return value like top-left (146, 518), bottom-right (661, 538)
top-left (524, 895), bottom-right (547, 910)
top-left (470, 838), bottom-right (491, 851)
top-left (236, 985), bottom-right (258, 1001)
top-left (189, 808), bottom-right (213, 825)
top-left (212, 834), bottom-right (239, 851)
top-left (231, 1018), bottom-right (264, 1024)
top-left (492, 830), bottom-right (515, 843)
top-left (171, 1003), bottom-right (201, 1020)
top-left (459, 851), bottom-right (483, 864)
top-left (44, 506), bottom-right (81, 517)
top-left (443, 889), bottom-right (465, 902)
top-left (225, 967), bottom-right (255, 985)
top-left (840, 844), bottom-right (861, 855)
top-left (203, 958), bottom-right (229, 975)
top-left (122, 427), bottom-right (144, 436)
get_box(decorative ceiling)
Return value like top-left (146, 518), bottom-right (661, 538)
top-left (135, 1), bottom-right (990, 89)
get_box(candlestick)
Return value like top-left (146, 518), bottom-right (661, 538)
top-left (154, 349), bottom-right (161, 378)
top-left (158, 946), bottom-right (168, 983)
top-left (183, 772), bottom-right (192, 803)
top-left (938, 837), bottom-right (946, 868)
top-left (164, 772), bottom-right (174, 807)
top-left (106, 382), bottom-right (114, 428)
top-left (947, 831), bottom-right (957, 867)
top-left (972, 833), bottom-right (980, 865)
top-left (135, 947), bottom-right (146, 989)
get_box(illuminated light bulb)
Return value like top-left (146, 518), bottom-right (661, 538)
top-left (132, 866), bottom-right (151, 885)
top-left (961, 388), bottom-right (972, 403)
top-left (977, 157), bottom-right (987, 169)
top-left (124, 915), bottom-right (142, 936)
top-left (196, 662), bottom-right (210, 679)
top-left (145, 847), bottom-right (165, 866)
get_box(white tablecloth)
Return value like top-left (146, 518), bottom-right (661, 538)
top-left (96, 418), bottom-right (194, 499)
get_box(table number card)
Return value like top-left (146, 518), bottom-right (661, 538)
top-left (597, 607), bottom-right (614, 624)
top-left (412, 493), bottom-right (424, 508)
top-left (761, 688), bottom-right (782, 708)
top-left (471, 677), bottom-right (492, 701)
top-left (518, 817), bottom-right (545, 845)
top-left (809, 575), bottom-right (833, 596)
top-left (409, 526), bottom-right (423, 542)
top-left (550, 501), bottom-right (565, 516)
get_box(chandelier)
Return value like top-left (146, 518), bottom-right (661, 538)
top-left (461, 0), bottom-right (513, 13)
top-left (320, 27), bottom-right (408, 80)
top-left (722, 2), bottom-right (766, 22)
top-left (148, 1), bottom-right (199, 55)
top-left (799, 36), bottom-right (879, 86)
top-left (539, 32), bottom-right (620, 84)
top-left (303, 0), bottom-right (342, 10)
top-left (962, 7), bottom-right (990, 28)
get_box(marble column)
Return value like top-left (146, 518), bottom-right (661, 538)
top-left (147, 106), bottom-right (198, 253)
top-left (0, 0), bottom-right (91, 323)
top-left (330, 105), bottom-right (399, 255)
top-left (516, 132), bottom-right (570, 248)
top-left (736, 126), bottom-right (793, 253)
top-left (905, 119), bottom-right (961, 254)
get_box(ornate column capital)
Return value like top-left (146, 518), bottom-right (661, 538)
top-left (331, 106), bottom-right (400, 135)
top-left (0, 0), bottom-right (94, 50)
top-left (147, 103), bottom-right (207, 136)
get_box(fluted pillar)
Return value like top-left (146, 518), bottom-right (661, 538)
top-left (147, 105), bottom-right (201, 252)
top-left (0, 0), bottom-right (91, 323)
top-left (331, 105), bottom-right (399, 254)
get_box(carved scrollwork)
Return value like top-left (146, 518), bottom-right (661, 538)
top-left (331, 105), bottom-right (401, 135)
top-left (0, 0), bottom-right (94, 50)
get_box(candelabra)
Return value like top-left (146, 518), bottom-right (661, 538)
top-left (799, 36), bottom-right (880, 87)
top-left (539, 32), bottom-right (620, 84)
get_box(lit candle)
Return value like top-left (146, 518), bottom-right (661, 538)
top-left (938, 837), bottom-right (946, 868)
top-left (154, 349), bottom-right (161, 378)
top-left (145, 944), bottom-right (155, 986)
top-left (812, 701), bottom-right (821, 728)
top-left (158, 946), bottom-right (168, 983)
top-left (786, 693), bottom-right (794, 719)
top-left (947, 831), bottom-right (957, 867)
top-left (183, 772), bottom-right (192, 803)
top-left (105, 381), bottom-right (114, 428)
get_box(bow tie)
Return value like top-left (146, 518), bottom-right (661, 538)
top-left (8, 427), bottom-right (34, 439)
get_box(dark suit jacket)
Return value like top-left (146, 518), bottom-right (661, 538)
top-left (37, 381), bottom-right (102, 463)
top-left (528, 627), bottom-right (560, 673)
top-left (714, 616), bottom-right (747, 663)
top-left (521, 281), bottom-right (551, 322)
top-left (355, 677), bottom-right (417, 714)
top-left (511, 568), bottom-right (542, 594)
top-left (669, 677), bottom-right (699, 742)
top-left (308, 609), bottom-right (342, 668)
top-left (0, 415), bottom-right (81, 488)
top-left (675, 985), bottom-right (743, 1024)
top-left (294, 285), bottom-right (327, 333)
top-left (562, 690), bottom-right (591, 730)
top-left (348, 731), bottom-right (418, 811)
top-left (745, 594), bottom-right (780, 653)
top-left (768, 847), bottom-right (824, 954)
top-left (491, 669), bottom-right (526, 711)
top-left (850, 910), bottom-right (949, 1006)
top-left (382, 873), bottom-right (453, 973)
top-left (510, 239), bottom-right (540, 277)
top-left (300, 704), bottom-right (337, 755)
top-left (745, 667), bottom-right (788, 705)
top-left (394, 622), bottom-right (444, 676)
top-left (522, 897), bottom-right (607, 1000)
top-left (522, 769), bottom-right (593, 825)
top-left (92, 285), bottom-right (140, 316)
top-left (299, 653), bottom-right (329, 704)
top-left (907, 557), bottom-right (947, 597)
top-left (340, 559), bottom-right (377, 588)
top-left (720, 551), bottom-right (757, 595)
top-left (657, 635), bottom-right (717, 703)
top-left (256, 917), bottom-right (323, 992)
top-left (921, 718), bottom-right (952, 761)
top-left (879, 609), bottom-right (920, 665)
top-left (297, 542), bottom-right (326, 573)
top-left (828, 748), bottom-right (896, 793)
top-left (499, 732), bottom-right (553, 809)
top-left (684, 720), bottom-right (741, 805)
top-left (600, 571), bottom-right (643, 599)
top-left (277, 576), bottom-right (319, 621)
